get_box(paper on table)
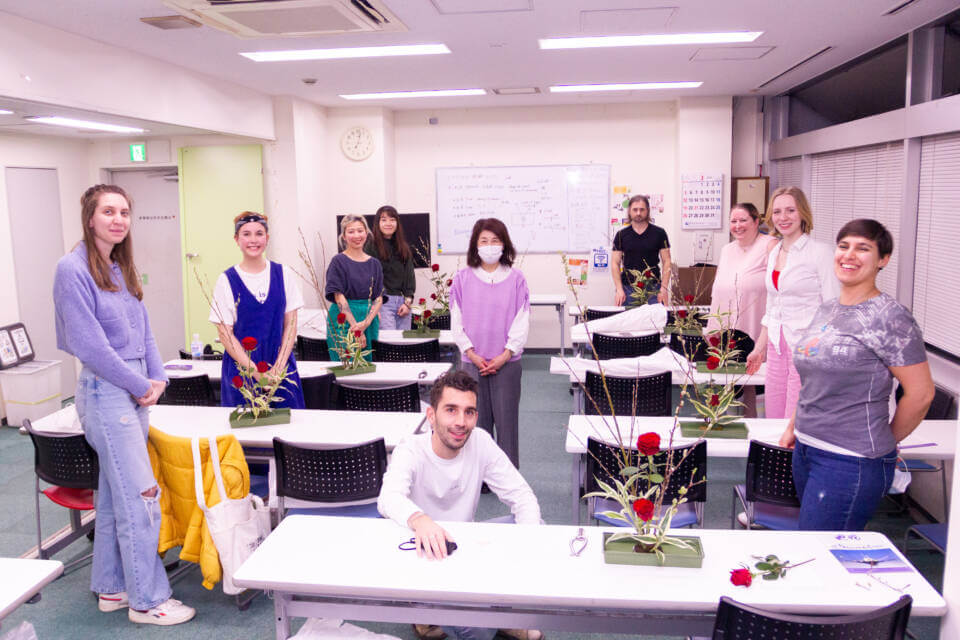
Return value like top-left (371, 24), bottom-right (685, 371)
top-left (570, 304), bottom-right (668, 341)
top-left (557, 347), bottom-right (691, 379)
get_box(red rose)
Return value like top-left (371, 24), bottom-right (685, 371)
top-left (419, 298), bottom-right (426, 305)
top-left (643, 270), bottom-right (653, 279)
top-left (677, 309), bottom-right (687, 319)
top-left (424, 310), bottom-right (432, 318)
top-left (708, 335), bottom-right (721, 347)
top-left (430, 293), bottom-right (437, 300)
top-left (431, 264), bottom-right (439, 272)
top-left (730, 568), bottom-right (753, 587)
top-left (446, 279), bottom-right (453, 286)
top-left (632, 498), bottom-right (655, 521)
top-left (256, 361), bottom-right (270, 373)
top-left (684, 294), bottom-right (694, 303)
top-left (709, 394), bottom-right (720, 407)
top-left (354, 329), bottom-right (362, 337)
top-left (231, 375), bottom-right (243, 389)
top-left (336, 313), bottom-right (346, 324)
top-left (729, 339), bottom-right (737, 349)
top-left (636, 432), bottom-right (660, 455)
top-left (706, 356), bottom-right (720, 370)
top-left (240, 336), bottom-right (258, 351)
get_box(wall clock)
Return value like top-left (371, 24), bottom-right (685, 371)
top-left (340, 125), bottom-right (374, 161)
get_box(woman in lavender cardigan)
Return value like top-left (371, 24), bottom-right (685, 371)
top-left (53, 185), bottom-right (195, 625)
top-left (450, 218), bottom-right (530, 469)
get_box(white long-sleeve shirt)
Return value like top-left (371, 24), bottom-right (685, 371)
top-left (377, 428), bottom-right (541, 527)
top-left (450, 264), bottom-right (530, 357)
top-left (761, 234), bottom-right (840, 354)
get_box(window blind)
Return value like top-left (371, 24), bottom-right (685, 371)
top-left (914, 131), bottom-right (960, 357)
top-left (809, 142), bottom-right (904, 297)
top-left (774, 156), bottom-right (802, 191)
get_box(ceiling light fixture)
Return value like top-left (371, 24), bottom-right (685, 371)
top-left (0, 109), bottom-right (13, 115)
top-left (26, 116), bottom-right (147, 134)
top-left (340, 89), bottom-right (486, 100)
top-left (549, 82), bottom-right (702, 93)
top-left (241, 44), bottom-right (450, 62)
top-left (539, 32), bottom-right (762, 49)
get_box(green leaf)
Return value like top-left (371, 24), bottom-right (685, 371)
top-left (763, 572), bottom-right (779, 580)
top-left (620, 466), bottom-right (640, 477)
top-left (755, 562), bottom-right (773, 571)
top-left (647, 473), bottom-right (664, 483)
top-left (766, 554), bottom-right (779, 562)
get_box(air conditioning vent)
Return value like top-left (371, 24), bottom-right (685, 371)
top-left (162, 0), bottom-right (407, 37)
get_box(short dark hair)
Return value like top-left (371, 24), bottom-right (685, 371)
top-left (731, 202), bottom-right (760, 222)
top-left (627, 194), bottom-right (650, 210)
top-left (466, 218), bottom-right (517, 268)
top-left (836, 218), bottom-right (894, 258)
top-left (429, 370), bottom-right (478, 408)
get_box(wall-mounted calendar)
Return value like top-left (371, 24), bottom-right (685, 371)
top-left (681, 173), bottom-right (724, 230)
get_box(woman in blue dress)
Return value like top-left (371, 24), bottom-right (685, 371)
top-left (210, 211), bottom-right (305, 409)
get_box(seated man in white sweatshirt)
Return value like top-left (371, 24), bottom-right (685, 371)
top-left (377, 370), bottom-right (543, 640)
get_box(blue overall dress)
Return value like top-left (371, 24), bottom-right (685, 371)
top-left (220, 261), bottom-right (305, 409)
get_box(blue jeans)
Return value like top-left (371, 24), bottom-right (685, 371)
top-left (379, 294), bottom-right (412, 330)
top-left (77, 361), bottom-right (172, 610)
top-left (792, 441), bottom-right (897, 531)
top-left (442, 627), bottom-right (496, 640)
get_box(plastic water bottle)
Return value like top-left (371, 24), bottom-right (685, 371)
top-left (190, 333), bottom-right (203, 359)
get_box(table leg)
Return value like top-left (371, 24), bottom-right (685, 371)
top-left (275, 593), bottom-right (291, 639)
top-left (571, 453), bottom-right (582, 524)
top-left (557, 303), bottom-right (565, 357)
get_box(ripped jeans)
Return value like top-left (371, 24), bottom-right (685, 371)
top-left (77, 361), bottom-right (172, 610)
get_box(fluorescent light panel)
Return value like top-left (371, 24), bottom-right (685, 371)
top-left (540, 32), bottom-right (762, 49)
top-left (0, 109), bottom-right (13, 115)
top-left (550, 82), bottom-right (702, 93)
top-left (241, 44), bottom-right (450, 62)
top-left (340, 89), bottom-right (485, 100)
top-left (26, 116), bottom-right (146, 133)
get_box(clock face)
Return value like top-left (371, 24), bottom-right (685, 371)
top-left (341, 125), bottom-right (374, 161)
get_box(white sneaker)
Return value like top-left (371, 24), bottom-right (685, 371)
top-left (128, 598), bottom-right (196, 626)
top-left (98, 592), bottom-right (128, 612)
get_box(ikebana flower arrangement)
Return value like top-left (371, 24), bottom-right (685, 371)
top-left (625, 267), bottom-right (658, 307)
top-left (330, 313), bottom-right (375, 375)
top-left (730, 554), bottom-right (813, 587)
top-left (407, 300), bottom-right (438, 337)
top-left (425, 262), bottom-right (453, 316)
top-left (405, 242), bottom-right (455, 337)
top-left (666, 293), bottom-right (704, 334)
top-left (228, 336), bottom-right (296, 427)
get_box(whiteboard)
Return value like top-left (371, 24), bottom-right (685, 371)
top-left (435, 164), bottom-right (610, 254)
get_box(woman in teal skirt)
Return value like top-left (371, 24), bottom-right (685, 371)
top-left (325, 215), bottom-right (384, 361)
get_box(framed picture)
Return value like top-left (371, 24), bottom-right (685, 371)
top-left (7, 323), bottom-right (34, 363)
top-left (0, 329), bottom-right (17, 369)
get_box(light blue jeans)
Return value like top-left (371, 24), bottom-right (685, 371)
top-left (379, 294), bottom-right (412, 330)
top-left (77, 360), bottom-right (172, 610)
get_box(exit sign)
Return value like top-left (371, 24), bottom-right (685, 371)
top-left (129, 143), bottom-right (147, 163)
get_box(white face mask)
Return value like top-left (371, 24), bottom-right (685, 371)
top-left (477, 245), bottom-right (503, 265)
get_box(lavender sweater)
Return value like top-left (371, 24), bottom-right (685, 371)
top-left (449, 268), bottom-right (529, 362)
top-left (54, 244), bottom-right (166, 398)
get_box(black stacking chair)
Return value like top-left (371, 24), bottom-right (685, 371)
top-left (178, 346), bottom-right (223, 360)
top-left (301, 373), bottom-right (336, 410)
top-left (583, 370), bottom-right (671, 416)
top-left (591, 332), bottom-right (661, 359)
top-left (24, 419), bottom-right (99, 571)
top-left (711, 595), bottom-right (912, 640)
top-left (159, 374), bottom-right (216, 406)
top-left (892, 385), bottom-right (956, 515)
top-left (427, 313), bottom-right (451, 330)
top-left (335, 382), bottom-right (421, 413)
top-left (272, 437), bottom-right (387, 518)
top-left (297, 335), bottom-right (331, 361)
top-left (732, 441), bottom-right (801, 530)
top-left (585, 438), bottom-right (706, 528)
top-left (372, 339), bottom-right (440, 363)
top-left (669, 331), bottom-right (708, 362)
top-left (585, 307), bottom-right (624, 322)
top-left (904, 523), bottom-right (947, 556)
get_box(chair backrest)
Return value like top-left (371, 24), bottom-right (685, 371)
top-left (159, 374), bottom-right (215, 406)
top-left (591, 333), bottom-right (661, 360)
top-left (297, 335), bottom-right (330, 361)
top-left (272, 436), bottom-right (388, 503)
top-left (744, 440), bottom-right (800, 507)
top-left (669, 331), bottom-right (708, 362)
top-left (724, 329), bottom-right (755, 364)
top-left (585, 437), bottom-right (706, 505)
top-left (894, 384), bottom-right (956, 420)
top-left (24, 419), bottom-right (99, 490)
top-left (335, 382), bottom-right (421, 412)
top-left (584, 370), bottom-right (671, 416)
top-left (711, 595), bottom-right (912, 640)
top-left (372, 339), bottom-right (440, 363)
top-left (427, 313), bottom-right (450, 330)
top-left (178, 348), bottom-right (223, 361)
top-left (585, 308), bottom-right (624, 322)
top-left (301, 373), bottom-right (336, 410)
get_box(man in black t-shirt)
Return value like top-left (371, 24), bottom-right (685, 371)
top-left (611, 194), bottom-right (672, 305)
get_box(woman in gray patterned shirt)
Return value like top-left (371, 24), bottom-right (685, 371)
top-left (780, 218), bottom-right (935, 530)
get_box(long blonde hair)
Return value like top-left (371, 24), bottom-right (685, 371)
top-left (764, 186), bottom-right (814, 237)
top-left (80, 184), bottom-right (143, 300)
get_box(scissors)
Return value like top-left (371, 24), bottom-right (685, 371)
top-left (399, 537), bottom-right (458, 555)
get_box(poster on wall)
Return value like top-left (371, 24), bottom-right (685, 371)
top-left (566, 258), bottom-right (588, 286)
top-left (681, 173), bottom-right (723, 230)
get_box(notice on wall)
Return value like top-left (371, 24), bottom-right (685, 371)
top-left (681, 173), bottom-right (723, 230)
top-left (567, 258), bottom-right (588, 286)
top-left (592, 247), bottom-right (609, 272)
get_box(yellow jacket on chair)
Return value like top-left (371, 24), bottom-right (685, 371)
top-left (147, 427), bottom-right (251, 590)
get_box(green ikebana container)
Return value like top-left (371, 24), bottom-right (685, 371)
top-left (228, 407), bottom-right (291, 429)
top-left (401, 329), bottom-right (441, 338)
top-left (679, 420), bottom-right (749, 439)
top-left (328, 363), bottom-right (377, 377)
top-left (696, 362), bottom-right (747, 374)
top-left (602, 533), bottom-right (704, 568)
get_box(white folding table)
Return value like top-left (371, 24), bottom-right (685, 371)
top-left (529, 294), bottom-right (568, 355)
top-left (164, 359), bottom-right (452, 388)
top-left (234, 515), bottom-right (946, 640)
top-left (0, 558), bottom-right (63, 628)
top-left (298, 308), bottom-right (455, 345)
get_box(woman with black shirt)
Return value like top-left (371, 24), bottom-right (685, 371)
top-left (366, 205), bottom-right (416, 330)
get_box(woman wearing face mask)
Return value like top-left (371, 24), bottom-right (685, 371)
top-left (450, 218), bottom-right (530, 469)
top-left (210, 212), bottom-right (305, 409)
top-left (782, 219), bottom-right (933, 530)
top-left (325, 215), bottom-right (384, 362)
top-left (365, 205), bottom-right (416, 330)
top-left (745, 187), bottom-right (840, 419)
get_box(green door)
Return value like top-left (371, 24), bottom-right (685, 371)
top-left (179, 144), bottom-right (264, 348)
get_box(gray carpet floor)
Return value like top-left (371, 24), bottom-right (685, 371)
top-left (0, 354), bottom-right (945, 639)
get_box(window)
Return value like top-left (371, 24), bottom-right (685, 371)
top-left (774, 156), bottom-right (802, 191)
top-left (913, 131), bottom-right (960, 357)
